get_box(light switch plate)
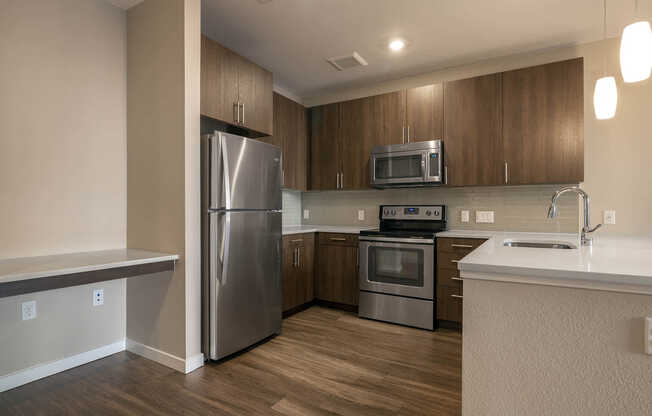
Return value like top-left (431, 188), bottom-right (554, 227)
top-left (303, 209), bottom-right (310, 220)
top-left (646, 317), bottom-right (652, 355)
top-left (603, 210), bottom-right (616, 225)
top-left (475, 211), bottom-right (495, 224)
top-left (21, 301), bottom-right (37, 321)
top-left (358, 210), bottom-right (365, 221)
top-left (461, 210), bottom-right (470, 223)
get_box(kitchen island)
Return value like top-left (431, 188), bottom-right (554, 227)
top-left (454, 231), bottom-right (652, 415)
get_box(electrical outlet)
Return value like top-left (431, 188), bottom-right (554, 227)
top-left (475, 211), bottom-right (495, 224)
top-left (603, 210), bottom-right (616, 225)
top-left (358, 210), bottom-right (365, 221)
top-left (461, 210), bottom-right (470, 223)
top-left (93, 289), bottom-right (104, 306)
top-left (646, 317), bottom-right (652, 355)
top-left (303, 209), bottom-right (310, 220)
top-left (21, 301), bottom-right (37, 321)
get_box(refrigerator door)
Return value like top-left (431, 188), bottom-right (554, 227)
top-left (208, 132), bottom-right (281, 211)
top-left (208, 210), bottom-right (282, 360)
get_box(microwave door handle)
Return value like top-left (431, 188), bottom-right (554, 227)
top-left (421, 153), bottom-right (426, 180)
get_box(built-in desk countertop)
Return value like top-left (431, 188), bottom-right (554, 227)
top-left (0, 249), bottom-right (179, 298)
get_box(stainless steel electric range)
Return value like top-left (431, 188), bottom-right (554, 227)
top-left (358, 205), bottom-right (446, 330)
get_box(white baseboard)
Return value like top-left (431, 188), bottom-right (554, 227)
top-left (0, 340), bottom-right (126, 393)
top-left (126, 339), bottom-right (204, 374)
top-left (185, 352), bottom-right (205, 373)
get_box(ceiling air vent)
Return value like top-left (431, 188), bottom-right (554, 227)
top-left (326, 52), bottom-right (368, 71)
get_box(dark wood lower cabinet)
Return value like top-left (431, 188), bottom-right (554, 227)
top-left (315, 233), bottom-right (359, 307)
top-left (282, 233), bottom-right (314, 313)
top-left (436, 237), bottom-right (487, 326)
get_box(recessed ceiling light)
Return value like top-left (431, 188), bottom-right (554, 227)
top-left (388, 39), bottom-right (405, 52)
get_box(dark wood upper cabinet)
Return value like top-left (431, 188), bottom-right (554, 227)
top-left (444, 73), bottom-right (504, 186)
top-left (406, 84), bottom-right (443, 143)
top-left (376, 90), bottom-right (406, 145)
top-left (340, 96), bottom-right (376, 189)
top-left (502, 58), bottom-right (584, 184)
top-left (310, 103), bottom-right (341, 191)
top-left (200, 35), bottom-right (273, 136)
top-left (267, 92), bottom-right (308, 191)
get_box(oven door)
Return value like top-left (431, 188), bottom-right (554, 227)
top-left (359, 239), bottom-right (434, 300)
top-left (370, 150), bottom-right (426, 187)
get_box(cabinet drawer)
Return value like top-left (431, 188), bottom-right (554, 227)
top-left (437, 267), bottom-right (463, 288)
top-left (318, 233), bottom-right (358, 247)
top-left (437, 237), bottom-right (486, 253)
top-left (283, 233), bottom-right (314, 248)
top-left (437, 251), bottom-right (471, 271)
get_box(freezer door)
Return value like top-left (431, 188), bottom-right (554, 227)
top-left (208, 132), bottom-right (281, 210)
top-left (208, 210), bottom-right (282, 360)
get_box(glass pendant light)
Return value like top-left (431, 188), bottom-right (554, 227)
top-left (594, 0), bottom-right (618, 119)
top-left (620, 0), bottom-right (652, 82)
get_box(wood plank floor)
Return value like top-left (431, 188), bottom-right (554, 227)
top-left (0, 306), bottom-right (461, 415)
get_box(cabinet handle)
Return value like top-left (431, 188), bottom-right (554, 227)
top-left (240, 102), bottom-right (245, 125)
top-left (297, 247), bottom-right (300, 268)
top-left (444, 166), bottom-right (448, 185)
top-left (504, 161), bottom-right (508, 184)
top-left (336, 173), bottom-right (340, 189)
top-left (451, 244), bottom-right (473, 249)
top-left (329, 237), bottom-right (347, 241)
top-left (407, 126), bottom-right (410, 142)
top-left (451, 277), bottom-right (463, 281)
top-left (451, 294), bottom-right (463, 299)
top-left (291, 239), bottom-right (303, 243)
top-left (340, 172), bottom-right (344, 189)
top-left (292, 247), bottom-right (296, 268)
top-left (356, 248), bottom-right (359, 267)
top-left (402, 126), bottom-right (405, 143)
top-left (451, 259), bottom-right (459, 263)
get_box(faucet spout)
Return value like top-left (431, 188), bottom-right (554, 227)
top-left (547, 186), bottom-right (601, 246)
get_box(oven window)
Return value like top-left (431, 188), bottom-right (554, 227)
top-left (429, 153), bottom-right (440, 177)
top-left (368, 246), bottom-right (424, 287)
top-left (375, 155), bottom-right (422, 179)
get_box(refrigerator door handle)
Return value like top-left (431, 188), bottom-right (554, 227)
top-left (209, 133), bottom-right (220, 209)
top-left (219, 211), bottom-right (231, 286)
top-left (220, 134), bottom-right (232, 210)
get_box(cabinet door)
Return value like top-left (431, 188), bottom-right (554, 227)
top-left (274, 93), bottom-right (308, 191)
top-left (406, 84), bottom-right (443, 143)
top-left (340, 96), bottom-right (376, 189)
top-left (375, 90), bottom-right (406, 145)
top-left (237, 55), bottom-right (273, 136)
top-left (503, 58), bottom-right (584, 184)
top-left (282, 240), bottom-right (297, 312)
top-left (444, 74), bottom-right (503, 186)
top-left (201, 36), bottom-right (239, 124)
top-left (310, 103), bottom-right (341, 190)
top-left (315, 244), bottom-right (358, 306)
top-left (437, 285), bottom-right (462, 323)
top-left (294, 103), bottom-right (309, 191)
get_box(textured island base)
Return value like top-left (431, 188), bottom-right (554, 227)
top-left (463, 279), bottom-right (652, 416)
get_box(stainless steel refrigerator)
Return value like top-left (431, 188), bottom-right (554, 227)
top-left (201, 131), bottom-right (282, 361)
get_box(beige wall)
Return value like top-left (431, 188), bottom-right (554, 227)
top-left (463, 279), bottom-right (652, 415)
top-left (126, 0), bottom-right (201, 363)
top-left (304, 37), bottom-right (652, 237)
top-left (0, 0), bottom-right (127, 377)
top-left (303, 185), bottom-right (578, 232)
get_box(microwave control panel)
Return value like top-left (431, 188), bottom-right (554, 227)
top-left (380, 205), bottom-right (444, 221)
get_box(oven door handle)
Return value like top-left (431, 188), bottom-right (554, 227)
top-left (358, 236), bottom-right (434, 244)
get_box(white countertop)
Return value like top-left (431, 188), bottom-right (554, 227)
top-left (455, 231), bottom-right (652, 295)
top-left (0, 249), bottom-right (179, 285)
top-left (282, 225), bottom-right (375, 235)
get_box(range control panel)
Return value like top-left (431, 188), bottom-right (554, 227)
top-left (380, 205), bottom-right (444, 221)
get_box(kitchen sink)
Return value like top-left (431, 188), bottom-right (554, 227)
top-left (503, 240), bottom-right (577, 249)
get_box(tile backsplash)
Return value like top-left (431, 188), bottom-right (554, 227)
top-left (301, 185), bottom-right (579, 233)
top-left (282, 190), bottom-right (302, 226)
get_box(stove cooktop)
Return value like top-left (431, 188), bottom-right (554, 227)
top-left (359, 229), bottom-right (438, 239)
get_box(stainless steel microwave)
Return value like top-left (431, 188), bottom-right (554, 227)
top-left (370, 140), bottom-right (443, 188)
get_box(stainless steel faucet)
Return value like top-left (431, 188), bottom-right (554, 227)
top-left (547, 186), bottom-right (602, 246)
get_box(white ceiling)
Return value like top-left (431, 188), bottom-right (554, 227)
top-left (202, 0), bottom-right (647, 101)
